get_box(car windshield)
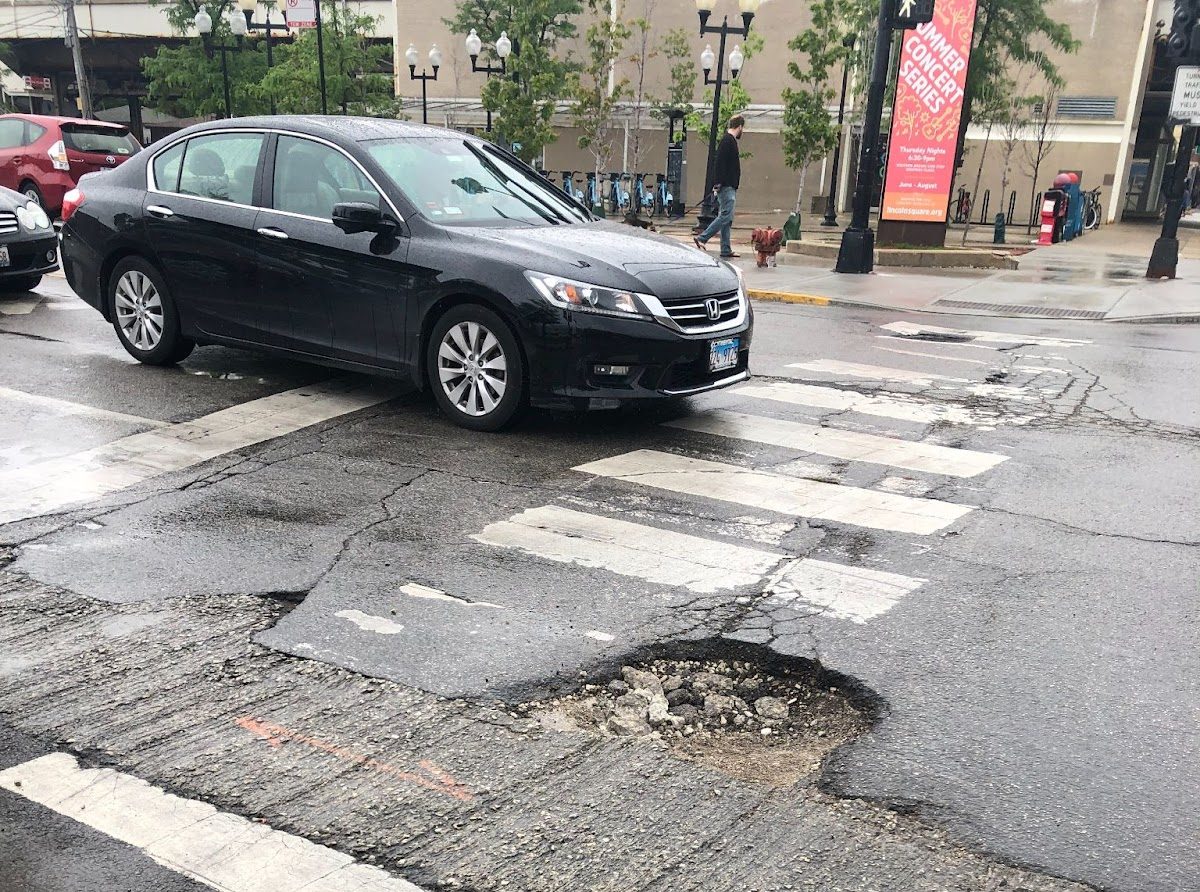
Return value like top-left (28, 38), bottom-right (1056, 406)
top-left (61, 125), bottom-right (139, 156)
top-left (364, 137), bottom-right (590, 226)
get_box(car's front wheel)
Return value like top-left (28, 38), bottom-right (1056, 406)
top-left (427, 304), bottom-right (524, 431)
top-left (109, 258), bottom-right (195, 365)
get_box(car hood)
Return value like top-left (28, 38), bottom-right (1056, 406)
top-left (450, 221), bottom-right (739, 299)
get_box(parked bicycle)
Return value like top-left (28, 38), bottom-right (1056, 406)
top-left (1083, 188), bottom-right (1103, 231)
top-left (653, 173), bottom-right (672, 217)
top-left (607, 172), bottom-right (630, 216)
top-left (632, 173), bottom-right (655, 216)
top-left (953, 189), bottom-right (972, 224)
top-left (560, 171), bottom-right (584, 204)
top-left (585, 172), bottom-right (601, 211)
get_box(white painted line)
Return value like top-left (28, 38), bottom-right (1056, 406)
top-left (0, 752), bottom-right (425, 892)
top-left (664, 410), bottom-right (1006, 478)
top-left (1015, 365), bottom-right (1069, 374)
top-left (0, 385), bottom-right (166, 429)
top-left (585, 630), bottom-right (615, 642)
top-left (336, 609), bottom-right (406, 635)
top-left (764, 558), bottom-right (926, 623)
top-left (874, 345), bottom-right (991, 365)
top-left (0, 377), bottom-right (398, 525)
top-left (876, 334), bottom-right (1001, 352)
top-left (880, 321), bottom-right (1091, 347)
top-left (474, 505), bottom-right (784, 593)
top-left (786, 359), bottom-right (968, 385)
top-left (735, 381), bottom-right (1035, 427)
top-left (574, 450), bottom-right (972, 535)
top-left (400, 582), bottom-right (506, 609)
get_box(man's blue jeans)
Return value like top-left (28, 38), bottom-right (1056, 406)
top-left (698, 186), bottom-right (737, 255)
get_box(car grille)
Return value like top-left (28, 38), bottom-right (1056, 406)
top-left (658, 291), bottom-right (741, 331)
top-left (0, 212), bottom-right (18, 235)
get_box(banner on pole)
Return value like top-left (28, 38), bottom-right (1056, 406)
top-left (286, 0), bottom-right (316, 29)
top-left (881, 0), bottom-right (978, 223)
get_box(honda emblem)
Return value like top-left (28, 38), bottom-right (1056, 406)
top-left (705, 298), bottom-right (721, 321)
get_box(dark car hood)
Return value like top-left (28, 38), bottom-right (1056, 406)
top-left (449, 221), bottom-right (739, 299)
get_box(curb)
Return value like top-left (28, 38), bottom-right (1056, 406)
top-left (747, 289), bottom-right (831, 306)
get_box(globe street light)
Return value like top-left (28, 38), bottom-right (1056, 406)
top-left (238, 0), bottom-right (289, 114)
top-left (195, 9), bottom-right (245, 119)
top-left (466, 29), bottom-right (513, 133)
top-left (407, 43), bottom-right (441, 124)
top-left (695, 0), bottom-right (759, 228)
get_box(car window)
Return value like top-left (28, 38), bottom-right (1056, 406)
top-left (25, 123), bottom-right (46, 145)
top-left (61, 124), bottom-right (139, 156)
top-left (272, 135), bottom-right (381, 220)
top-left (0, 119), bottom-right (25, 150)
top-left (364, 137), bottom-right (589, 226)
top-left (152, 141), bottom-right (186, 193)
top-left (177, 132), bottom-right (264, 205)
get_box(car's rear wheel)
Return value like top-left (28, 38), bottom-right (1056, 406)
top-left (19, 182), bottom-right (44, 208)
top-left (109, 257), bottom-right (195, 365)
top-left (0, 275), bottom-right (42, 293)
top-left (427, 304), bottom-right (524, 431)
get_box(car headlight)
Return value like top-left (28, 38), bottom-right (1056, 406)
top-left (723, 260), bottom-right (746, 298)
top-left (29, 203), bottom-right (51, 230)
top-left (524, 271), bottom-right (651, 318)
top-left (16, 205), bottom-right (33, 230)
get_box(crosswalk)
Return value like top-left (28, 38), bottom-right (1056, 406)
top-left (475, 319), bottom-right (1091, 626)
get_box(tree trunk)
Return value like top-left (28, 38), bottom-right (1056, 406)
top-left (962, 124), bottom-right (993, 246)
top-left (794, 162), bottom-right (809, 217)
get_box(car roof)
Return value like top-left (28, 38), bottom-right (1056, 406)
top-left (0, 113), bottom-right (128, 130)
top-left (184, 115), bottom-right (470, 145)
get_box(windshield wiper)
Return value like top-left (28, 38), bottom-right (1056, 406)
top-left (463, 142), bottom-right (568, 225)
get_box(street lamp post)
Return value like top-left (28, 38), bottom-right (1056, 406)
top-left (821, 33), bottom-right (856, 228)
top-left (239, 0), bottom-right (289, 114)
top-left (694, 0), bottom-right (758, 229)
top-left (195, 9), bottom-right (246, 119)
top-left (466, 28), bottom-right (512, 133)
top-left (406, 43), bottom-right (442, 125)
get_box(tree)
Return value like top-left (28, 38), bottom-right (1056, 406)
top-left (258, 0), bottom-right (395, 116)
top-left (652, 27), bottom-right (698, 126)
top-left (954, 0), bottom-right (1078, 170)
top-left (959, 75), bottom-right (1012, 244)
top-left (700, 31), bottom-right (764, 156)
top-left (444, 0), bottom-right (583, 162)
top-left (624, 0), bottom-right (659, 178)
top-left (996, 73), bottom-right (1033, 225)
top-left (1020, 80), bottom-right (1063, 229)
top-left (781, 0), bottom-right (850, 224)
top-left (570, 0), bottom-right (629, 203)
top-left (142, 0), bottom-right (270, 119)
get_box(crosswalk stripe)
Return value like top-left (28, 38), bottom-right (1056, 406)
top-left (0, 385), bottom-right (166, 429)
top-left (474, 505), bottom-right (784, 593)
top-left (765, 558), bottom-right (926, 623)
top-left (874, 345), bottom-right (991, 365)
top-left (735, 381), bottom-right (1035, 427)
top-left (663, 410), bottom-right (1006, 478)
top-left (787, 359), bottom-right (967, 385)
top-left (0, 753), bottom-right (425, 892)
top-left (574, 450), bottom-right (972, 535)
top-left (880, 321), bottom-right (1092, 347)
top-left (0, 377), bottom-right (398, 525)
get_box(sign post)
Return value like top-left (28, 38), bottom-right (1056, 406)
top-left (876, 0), bottom-right (977, 248)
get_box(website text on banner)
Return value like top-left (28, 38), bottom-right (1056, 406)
top-left (881, 0), bottom-right (978, 223)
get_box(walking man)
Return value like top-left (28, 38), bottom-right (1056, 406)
top-left (694, 114), bottom-right (744, 258)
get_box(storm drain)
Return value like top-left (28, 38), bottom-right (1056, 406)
top-left (931, 298), bottom-right (1105, 320)
top-left (529, 651), bottom-right (872, 786)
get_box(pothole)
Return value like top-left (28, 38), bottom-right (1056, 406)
top-left (527, 650), bottom-right (874, 787)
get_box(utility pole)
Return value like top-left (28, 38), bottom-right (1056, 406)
top-left (62, 0), bottom-right (93, 118)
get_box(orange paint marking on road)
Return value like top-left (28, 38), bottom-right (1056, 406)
top-left (235, 716), bottom-right (475, 802)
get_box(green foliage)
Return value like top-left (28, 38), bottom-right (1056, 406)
top-left (143, 0), bottom-right (392, 119)
top-left (652, 26), bottom-right (698, 125)
top-left (699, 31), bottom-right (763, 155)
top-left (780, 0), bottom-right (851, 174)
top-left (444, 0), bottom-right (582, 161)
top-left (259, 0), bottom-right (395, 115)
top-left (569, 0), bottom-right (629, 179)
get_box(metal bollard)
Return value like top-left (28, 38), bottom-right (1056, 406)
top-left (993, 212), bottom-right (1006, 245)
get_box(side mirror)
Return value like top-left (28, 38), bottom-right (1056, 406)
top-left (332, 202), bottom-right (395, 235)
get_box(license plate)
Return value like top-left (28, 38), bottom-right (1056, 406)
top-left (0, 246), bottom-right (8, 268)
top-left (709, 336), bottom-right (739, 373)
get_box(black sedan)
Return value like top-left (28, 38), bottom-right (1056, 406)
top-left (59, 117), bottom-right (751, 430)
top-left (0, 185), bottom-right (58, 293)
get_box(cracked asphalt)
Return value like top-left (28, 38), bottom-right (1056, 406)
top-left (1, 276), bottom-right (1197, 891)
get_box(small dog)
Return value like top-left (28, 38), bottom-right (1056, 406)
top-left (751, 227), bottom-right (784, 268)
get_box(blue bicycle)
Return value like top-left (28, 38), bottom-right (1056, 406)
top-left (607, 172), bottom-right (630, 216)
top-left (653, 173), bottom-right (673, 217)
top-left (633, 173), bottom-right (655, 215)
top-left (586, 172), bottom-right (601, 211)
top-left (560, 171), bottom-right (584, 204)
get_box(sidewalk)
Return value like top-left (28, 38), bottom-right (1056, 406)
top-left (672, 218), bottom-right (1200, 323)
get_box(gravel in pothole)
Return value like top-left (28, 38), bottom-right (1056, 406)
top-left (528, 658), bottom-right (870, 786)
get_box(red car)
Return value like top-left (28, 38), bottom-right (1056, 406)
top-left (0, 114), bottom-right (141, 216)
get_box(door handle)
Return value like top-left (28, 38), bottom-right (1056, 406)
top-left (147, 205), bottom-right (174, 218)
top-left (256, 227), bottom-right (289, 240)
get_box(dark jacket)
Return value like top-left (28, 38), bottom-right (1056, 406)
top-left (713, 132), bottom-right (741, 191)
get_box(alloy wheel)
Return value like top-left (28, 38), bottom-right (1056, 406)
top-left (437, 320), bottom-right (508, 417)
top-left (22, 187), bottom-right (41, 207)
top-left (114, 270), bottom-right (165, 352)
